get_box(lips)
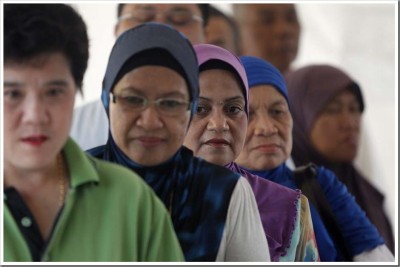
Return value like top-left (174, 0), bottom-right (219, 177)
top-left (204, 138), bottom-right (230, 148)
top-left (254, 144), bottom-right (280, 153)
top-left (21, 135), bottom-right (48, 147)
top-left (136, 136), bottom-right (164, 147)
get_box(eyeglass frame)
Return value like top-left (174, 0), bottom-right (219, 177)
top-left (117, 8), bottom-right (203, 26)
top-left (110, 92), bottom-right (193, 117)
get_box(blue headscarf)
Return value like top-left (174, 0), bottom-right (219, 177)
top-left (240, 56), bottom-right (290, 107)
top-left (239, 56), bottom-right (385, 261)
top-left (89, 23), bottom-right (240, 261)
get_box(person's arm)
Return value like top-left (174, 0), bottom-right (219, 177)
top-left (353, 244), bottom-right (394, 262)
top-left (216, 177), bottom-right (270, 261)
top-left (318, 167), bottom-right (394, 261)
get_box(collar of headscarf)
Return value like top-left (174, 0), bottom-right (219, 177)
top-left (194, 44), bottom-right (249, 115)
top-left (225, 162), bottom-right (300, 261)
top-left (240, 56), bottom-right (290, 107)
top-left (101, 22), bottom-right (199, 115)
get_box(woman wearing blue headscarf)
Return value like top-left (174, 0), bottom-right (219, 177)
top-left (235, 56), bottom-right (394, 262)
top-left (184, 44), bottom-right (319, 262)
top-left (88, 23), bottom-right (269, 262)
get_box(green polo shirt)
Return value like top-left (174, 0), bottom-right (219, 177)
top-left (4, 138), bottom-right (184, 262)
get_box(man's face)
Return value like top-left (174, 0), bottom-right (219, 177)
top-left (115, 4), bottom-right (205, 44)
top-left (234, 4), bottom-right (300, 73)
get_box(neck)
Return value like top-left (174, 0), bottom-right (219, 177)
top-left (4, 154), bottom-right (63, 192)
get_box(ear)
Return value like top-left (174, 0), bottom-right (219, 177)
top-left (114, 23), bottom-right (120, 38)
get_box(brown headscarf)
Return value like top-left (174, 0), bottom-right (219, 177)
top-left (286, 64), bottom-right (394, 253)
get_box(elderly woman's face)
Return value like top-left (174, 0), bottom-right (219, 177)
top-left (310, 89), bottom-right (361, 163)
top-left (3, 53), bottom-right (76, 171)
top-left (110, 65), bottom-right (191, 166)
top-left (236, 85), bottom-right (292, 170)
top-left (184, 69), bottom-right (247, 166)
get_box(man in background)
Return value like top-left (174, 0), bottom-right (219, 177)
top-left (233, 4), bottom-right (300, 74)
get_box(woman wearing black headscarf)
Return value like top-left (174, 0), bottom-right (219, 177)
top-left (88, 23), bottom-right (269, 261)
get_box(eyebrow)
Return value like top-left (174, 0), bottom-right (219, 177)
top-left (4, 79), bottom-right (69, 88)
top-left (118, 87), bottom-right (187, 98)
top-left (199, 96), bottom-right (245, 102)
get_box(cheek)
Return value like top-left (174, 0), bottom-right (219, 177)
top-left (172, 115), bottom-right (191, 144)
top-left (232, 118), bottom-right (248, 149)
top-left (109, 108), bottom-right (130, 141)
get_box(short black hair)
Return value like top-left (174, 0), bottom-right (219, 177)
top-left (209, 5), bottom-right (240, 54)
top-left (4, 4), bottom-right (89, 92)
top-left (117, 4), bottom-right (210, 26)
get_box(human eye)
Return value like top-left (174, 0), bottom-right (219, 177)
top-left (167, 8), bottom-right (192, 25)
top-left (324, 103), bottom-right (341, 115)
top-left (158, 98), bottom-right (184, 110)
top-left (195, 103), bottom-right (211, 116)
top-left (259, 11), bottom-right (275, 25)
top-left (46, 87), bottom-right (65, 98)
top-left (224, 103), bottom-right (244, 116)
top-left (349, 103), bottom-right (361, 114)
top-left (134, 7), bottom-right (156, 22)
top-left (4, 89), bottom-right (23, 104)
top-left (123, 95), bottom-right (145, 108)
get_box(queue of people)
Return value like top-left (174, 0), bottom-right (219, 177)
top-left (3, 3), bottom-right (395, 263)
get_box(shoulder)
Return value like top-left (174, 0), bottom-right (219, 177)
top-left (89, 156), bottom-right (147, 189)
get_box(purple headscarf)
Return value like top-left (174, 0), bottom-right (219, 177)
top-left (194, 45), bottom-right (301, 261)
top-left (286, 64), bottom-right (394, 253)
top-left (194, 44), bottom-right (249, 116)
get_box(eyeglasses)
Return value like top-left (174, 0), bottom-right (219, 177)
top-left (118, 8), bottom-right (203, 26)
top-left (111, 93), bottom-right (192, 117)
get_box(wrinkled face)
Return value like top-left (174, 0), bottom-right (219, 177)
top-left (4, 53), bottom-right (76, 172)
top-left (236, 85), bottom-right (292, 170)
top-left (235, 4), bottom-right (300, 73)
top-left (310, 89), bottom-right (361, 163)
top-left (205, 16), bottom-right (237, 54)
top-left (184, 69), bottom-right (247, 166)
top-left (109, 65), bottom-right (191, 166)
top-left (115, 4), bottom-right (205, 44)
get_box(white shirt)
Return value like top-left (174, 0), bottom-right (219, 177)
top-left (217, 177), bottom-right (270, 262)
top-left (70, 100), bottom-right (109, 150)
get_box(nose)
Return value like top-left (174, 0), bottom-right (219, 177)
top-left (339, 110), bottom-right (360, 131)
top-left (207, 109), bottom-right (229, 133)
top-left (21, 95), bottom-right (50, 125)
top-left (136, 105), bottom-right (164, 130)
top-left (274, 17), bottom-right (297, 39)
top-left (253, 114), bottom-right (278, 136)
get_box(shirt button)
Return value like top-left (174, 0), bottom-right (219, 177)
top-left (21, 217), bottom-right (32, 227)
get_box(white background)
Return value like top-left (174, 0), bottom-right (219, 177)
top-left (73, 2), bottom-right (397, 234)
